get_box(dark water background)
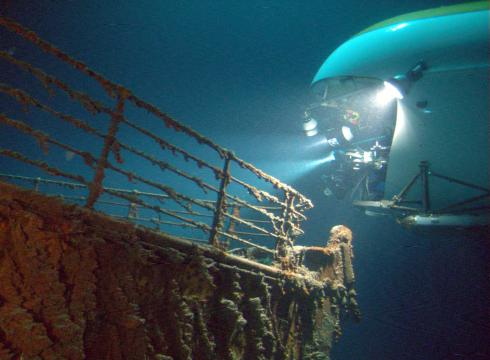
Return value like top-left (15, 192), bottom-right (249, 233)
top-left (1, 1), bottom-right (488, 359)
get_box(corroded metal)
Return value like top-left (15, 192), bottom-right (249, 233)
top-left (0, 18), bottom-right (312, 209)
top-left (0, 149), bottom-right (88, 184)
top-left (86, 91), bottom-right (127, 208)
top-left (0, 113), bottom-right (97, 166)
top-left (0, 51), bottom-right (304, 217)
top-left (0, 17), bottom-right (313, 268)
top-left (0, 83), bottom-right (104, 138)
top-left (0, 183), bottom-right (357, 360)
top-left (274, 192), bottom-right (299, 270)
top-left (209, 156), bottom-right (231, 248)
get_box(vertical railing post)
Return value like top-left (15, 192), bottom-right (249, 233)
top-left (226, 205), bottom-right (240, 234)
top-left (127, 202), bottom-right (138, 219)
top-left (224, 204), bottom-right (240, 249)
top-left (34, 177), bottom-right (41, 192)
top-left (86, 91), bottom-right (126, 208)
top-left (209, 154), bottom-right (231, 248)
top-left (274, 192), bottom-right (297, 270)
top-left (420, 161), bottom-right (431, 212)
top-left (127, 189), bottom-right (139, 219)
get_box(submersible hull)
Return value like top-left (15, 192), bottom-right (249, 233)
top-left (312, 2), bottom-right (489, 227)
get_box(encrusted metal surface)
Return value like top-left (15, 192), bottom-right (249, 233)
top-left (0, 17), bottom-right (313, 269)
top-left (0, 182), bottom-right (357, 360)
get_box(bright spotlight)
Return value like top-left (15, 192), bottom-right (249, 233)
top-left (307, 137), bottom-right (328, 149)
top-left (324, 151), bottom-right (336, 163)
top-left (341, 126), bottom-right (354, 141)
top-left (303, 118), bottom-right (318, 137)
top-left (303, 118), bottom-right (317, 131)
top-left (375, 80), bottom-right (403, 106)
top-left (310, 151), bottom-right (336, 167)
top-left (325, 126), bottom-right (354, 148)
top-left (384, 81), bottom-right (403, 99)
top-left (305, 128), bottom-right (318, 137)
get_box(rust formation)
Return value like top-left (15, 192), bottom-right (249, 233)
top-left (0, 17), bottom-right (312, 270)
top-left (0, 16), bottom-right (360, 359)
top-left (0, 182), bottom-right (358, 360)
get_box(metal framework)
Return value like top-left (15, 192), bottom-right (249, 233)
top-left (0, 17), bottom-right (313, 270)
top-left (354, 161), bottom-right (490, 216)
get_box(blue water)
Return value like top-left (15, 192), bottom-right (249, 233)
top-left (1, 1), bottom-right (488, 359)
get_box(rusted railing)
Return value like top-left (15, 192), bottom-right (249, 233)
top-left (0, 17), bottom-right (313, 270)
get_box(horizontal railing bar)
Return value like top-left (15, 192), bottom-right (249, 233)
top-left (115, 131), bottom-right (289, 222)
top-left (116, 143), bottom-right (301, 221)
top-left (121, 119), bottom-right (306, 219)
top-left (105, 163), bottom-right (289, 238)
top-left (104, 188), bottom-right (170, 199)
top-left (106, 192), bottom-right (276, 254)
top-left (0, 16), bottom-right (315, 262)
top-left (116, 140), bottom-right (214, 196)
top-left (119, 117), bottom-right (220, 174)
top-left (0, 151), bottom-right (291, 256)
top-left (0, 83), bottom-right (104, 138)
top-left (227, 151), bottom-right (313, 209)
top-left (121, 117), bottom-right (297, 212)
top-left (50, 192), bottom-right (272, 224)
top-left (57, 194), bottom-right (276, 225)
top-left (152, 210), bottom-right (212, 218)
top-left (63, 196), bottom-right (214, 218)
top-left (223, 207), bottom-right (304, 237)
top-left (176, 237), bottom-right (209, 244)
top-left (0, 50), bottom-right (307, 217)
top-left (0, 116), bottom-right (208, 215)
top-left (112, 215), bottom-right (200, 229)
top-left (0, 17), bottom-right (312, 208)
top-left (0, 169), bottom-right (276, 254)
top-left (103, 188), bottom-right (212, 233)
top-left (0, 18), bottom-right (228, 159)
top-left (0, 173), bottom-right (86, 189)
top-left (49, 194), bottom-right (86, 201)
top-left (106, 164), bottom-right (292, 236)
top-left (0, 140), bottom-right (294, 238)
top-left (117, 216), bottom-right (274, 253)
top-left (127, 94), bottom-right (311, 209)
top-left (0, 149), bottom-right (88, 185)
top-left (236, 218), bottom-right (271, 224)
top-left (233, 231), bottom-right (271, 237)
top-left (148, 218), bottom-right (200, 228)
top-left (216, 230), bottom-right (275, 254)
top-left (0, 51), bottom-right (107, 117)
top-left (107, 167), bottom-right (299, 238)
top-left (243, 205), bottom-right (281, 210)
top-left (223, 191), bottom-right (282, 223)
top-left (0, 173), bottom-right (278, 215)
top-left (222, 210), bottom-right (282, 240)
top-left (106, 162), bottom-right (209, 213)
top-left (140, 236), bottom-right (276, 256)
top-left (0, 113), bottom-right (98, 167)
top-left (0, 174), bottom-right (174, 201)
top-left (126, 94), bottom-right (226, 158)
top-left (44, 194), bottom-right (214, 221)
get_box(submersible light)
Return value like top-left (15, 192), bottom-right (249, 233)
top-left (325, 126), bottom-right (354, 148)
top-left (311, 151), bottom-right (336, 166)
top-left (375, 61), bottom-right (427, 106)
top-left (303, 118), bottom-right (318, 137)
top-left (341, 126), bottom-right (354, 141)
top-left (375, 80), bottom-right (404, 106)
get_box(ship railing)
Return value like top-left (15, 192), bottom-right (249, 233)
top-left (0, 17), bottom-right (313, 270)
